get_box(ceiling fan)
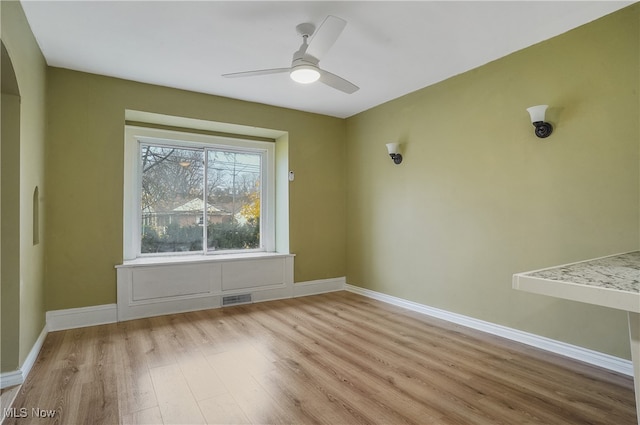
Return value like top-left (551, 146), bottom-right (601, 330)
top-left (222, 15), bottom-right (359, 94)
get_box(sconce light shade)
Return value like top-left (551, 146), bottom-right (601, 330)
top-left (386, 143), bottom-right (399, 155)
top-left (385, 143), bottom-right (403, 165)
top-left (526, 105), bottom-right (553, 138)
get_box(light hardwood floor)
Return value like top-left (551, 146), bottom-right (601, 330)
top-left (4, 291), bottom-right (637, 424)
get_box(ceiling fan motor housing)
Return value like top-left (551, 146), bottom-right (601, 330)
top-left (290, 57), bottom-right (321, 83)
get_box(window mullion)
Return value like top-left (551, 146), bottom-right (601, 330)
top-left (202, 150), bottom-right (208, 253)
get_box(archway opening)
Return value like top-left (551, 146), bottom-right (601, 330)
top-left (1, 41), bottom-right (22, 375)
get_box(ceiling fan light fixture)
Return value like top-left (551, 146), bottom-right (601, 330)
top-left (290, 65), bottom-right (320, 84)
top-left (223, 16), bottom-right (357, 93)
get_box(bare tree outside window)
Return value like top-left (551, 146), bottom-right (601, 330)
top-left (140, 143), bottom-right (262, 254)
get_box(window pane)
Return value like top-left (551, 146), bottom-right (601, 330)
top-left (206, 150), bottom-right (261, 251)
top-left (140, 145), bottom-right (204, 253)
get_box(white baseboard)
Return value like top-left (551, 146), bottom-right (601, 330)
top-left (19, 325), bottom-right (48, 383)
top-left (43, 277), bottom-right (347, 329)
top-left (0, 325), bottom-right (48, 390)
top-left (345, 284), bottom-right (633, 377)
top-left (293, 277), bottom-right (346, 297)
top-left (46, 304), bottom-right (117, 331)
top-left (0, 370), bottom-right (22, 390)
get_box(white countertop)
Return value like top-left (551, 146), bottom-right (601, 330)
top-left (514, 251), bottom-right (640, 424)
top-left (513, 251), bottom-right (640, 313)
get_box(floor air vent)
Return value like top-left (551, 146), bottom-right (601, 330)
top-left (222, 293), bottom-right (252, 306)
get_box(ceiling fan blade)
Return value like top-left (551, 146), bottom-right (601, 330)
top-left (222, 68), bottom-right (290, 78)
top-left (318, 69), bottom-right (359, 94)
top-left (306, 15), bottom-right (347, 61)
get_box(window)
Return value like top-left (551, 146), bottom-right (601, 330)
top-left (124, 126), bottom-right (275, 258)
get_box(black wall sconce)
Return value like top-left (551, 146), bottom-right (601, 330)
top-left (526, 105), bottom-right (553, 138)
top-left (386, 143), bottom-right (403, 164)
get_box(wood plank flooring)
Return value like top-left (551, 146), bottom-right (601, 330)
top-left (4, 291), bottom-right (637, 424)
top-left (1, 385), bottom-right (21, 423)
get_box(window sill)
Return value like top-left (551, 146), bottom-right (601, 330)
top-left (116, 252), bottom-right (294, 269)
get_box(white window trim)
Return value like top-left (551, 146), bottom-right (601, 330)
top-left (124, 125), bottom-right (275, 260)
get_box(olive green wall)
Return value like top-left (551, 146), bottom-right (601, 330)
top-left (0, 0), bottom-right (47, 372)
top-left (45, 69), bottom-right (346, 311)
top-left (346, 4), bottom-right (639, 359)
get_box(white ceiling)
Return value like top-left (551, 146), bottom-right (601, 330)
top-left (21, 1), bottom-right (633, 118)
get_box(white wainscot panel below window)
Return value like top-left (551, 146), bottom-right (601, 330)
top-left (132, 263), bottom-right (220, 301)
top-left (116, 254), bottom-right (294, 321)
